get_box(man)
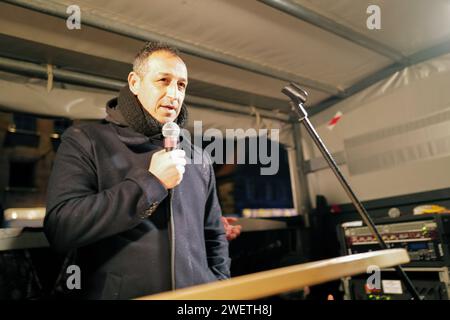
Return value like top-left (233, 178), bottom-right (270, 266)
top-left (45, 42), bottom-right (231, 299)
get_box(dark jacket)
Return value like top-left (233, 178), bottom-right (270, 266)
top-left (44, 99), bottom-right (230, 299)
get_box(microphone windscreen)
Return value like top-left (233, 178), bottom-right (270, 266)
top-left (162, 122), bottom-right (180, 138)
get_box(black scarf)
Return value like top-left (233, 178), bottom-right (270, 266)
top-left (117, 85), bottom-right (187, 138)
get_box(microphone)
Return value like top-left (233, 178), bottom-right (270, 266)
top-left (162, 122), bottom-right (180, 151)
top-left (281, 82), bottom-right (308, 104)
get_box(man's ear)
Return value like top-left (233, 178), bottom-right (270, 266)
top-left (128, 71), bottom-right (141, 95)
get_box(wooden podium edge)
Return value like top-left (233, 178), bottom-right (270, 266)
top-left (137, 248), bottom-right (410, 300)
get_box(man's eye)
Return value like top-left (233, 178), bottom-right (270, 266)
top-left (178, 83), bottom-right (186, 89)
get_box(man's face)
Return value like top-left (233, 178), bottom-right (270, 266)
top-left (128, 51), bottom-right (188, 124)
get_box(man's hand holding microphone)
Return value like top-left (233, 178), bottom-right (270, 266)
top-left (149, 149), bottom-right (186, 189)
top-left (148, 122), bottom-right (185, 190)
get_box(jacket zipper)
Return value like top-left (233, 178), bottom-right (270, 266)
top-left (168, 189), bottom-right (176, 290)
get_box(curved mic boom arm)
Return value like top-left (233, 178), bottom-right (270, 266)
top-left (282, 82), bottom-right (421, 300)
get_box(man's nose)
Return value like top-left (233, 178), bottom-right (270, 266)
top-left (166, 82), bottom-right (179, 99)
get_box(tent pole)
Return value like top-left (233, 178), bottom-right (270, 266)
top-left (287, 121), bottom-right (312, 227)
top-left (0, 56), bottom-right (290, 122)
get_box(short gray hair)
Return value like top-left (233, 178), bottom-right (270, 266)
top-left (133, 41), bottom-right (181, 76)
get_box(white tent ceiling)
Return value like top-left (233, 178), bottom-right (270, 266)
top-left (0, 0), bottom-right (449, 117)
top-left (294, 0), bottom-right (450, 55)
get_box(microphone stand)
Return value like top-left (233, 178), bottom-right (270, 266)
top-left (282, 83), bottom-right (421, 300)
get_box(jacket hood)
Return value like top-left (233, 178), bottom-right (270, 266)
top-left (105, 97), bottom-right (127, 126)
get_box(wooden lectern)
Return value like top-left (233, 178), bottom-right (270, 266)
top-left (137, 249), bottom-right (409, 300)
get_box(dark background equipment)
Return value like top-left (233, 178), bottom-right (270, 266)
top-left (339, 214), bottom-right (450, 300)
